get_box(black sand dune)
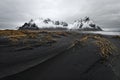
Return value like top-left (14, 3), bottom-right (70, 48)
top-left (0, 30), bottom-right (120, 80)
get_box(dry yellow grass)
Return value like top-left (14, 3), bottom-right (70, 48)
top-left (69, 34), bottom-right (117, 58)
top-left (53, 31), bottom-right (69, 37)
top-left (0, 30), bottom-right (58, 46)
top-left (27, 33), bottom-right (38, 39)
top-left (0, 30), bottom-right (26, 36)
top-left (112, 35), bottom-right (120, 39)
top-left (93, 35), bottom-right (117, 58)
top-left (69, 40), bottom-right (83, 49)
top-left (80, 35), bottom-right (89, 42)
top-left (0, 30), bottom-right (26, 43)
top-left (8, 35), bottom-right (26, 43)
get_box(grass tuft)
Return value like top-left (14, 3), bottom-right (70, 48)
top-left (69, 34), bottom-right (117, 58)
top-left (93, 35), bottom-right (117, 58)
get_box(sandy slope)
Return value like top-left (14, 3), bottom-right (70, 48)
top-left (0, 32), bottom-right (120, 80)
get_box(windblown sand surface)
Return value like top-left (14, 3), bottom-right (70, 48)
top-left (0, 30), bottom-right (120, 80)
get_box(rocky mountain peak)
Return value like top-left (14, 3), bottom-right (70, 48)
top-left (72, 17), bottom-right (102, 31)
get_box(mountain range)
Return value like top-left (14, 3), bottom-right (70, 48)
top-left (18, 17), bottom-right (102, 31)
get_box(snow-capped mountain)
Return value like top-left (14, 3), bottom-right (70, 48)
top-left (19, 18), bottom-right (68, 30)
top-left (18, 17), bottom-right (102, 31)
top-left (69, 17), bottom-right (102, 31)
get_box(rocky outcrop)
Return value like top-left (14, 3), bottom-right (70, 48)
top-left (43, 18), bottom-right (52, 24)
top-left (60, 21), bottom-right (68, 27)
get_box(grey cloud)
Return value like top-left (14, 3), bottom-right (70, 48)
top-left (0, 0), bottom-right (120, 29)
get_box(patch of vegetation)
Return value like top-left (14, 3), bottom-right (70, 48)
top-left (0, 30), bottom-right (70, 51)
top-left (53, 31), bottom-right (69, 37)
top-left (80, 35), bottom-right (89, 42)
top-left (69, 34), bottom-right (117, 58)
top-left (0, 30), bottom-right (25, 36)
top-left (41, 34), bottom-right (57, 44)
top-left (93, 35), bottom-right (117, 58)
top-left (8, 35), bottom-right (26, 44)
top-left (68, 36), bottom-right (89, 49)
top-left (112, 35), bottom-right (120, 39)
top-left (0, 30), bottom-right (27, 44)
top-left (0, 30), bottom-right (58, 47)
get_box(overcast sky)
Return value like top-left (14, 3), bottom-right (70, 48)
top-left (0, 0), bottom-right (120, 29)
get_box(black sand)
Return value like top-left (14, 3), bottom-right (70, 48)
top-left (0, 31), bottom-right (120, 80)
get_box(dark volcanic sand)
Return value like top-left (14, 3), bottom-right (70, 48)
top-left (0, 32), bottom-right (120, 80)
